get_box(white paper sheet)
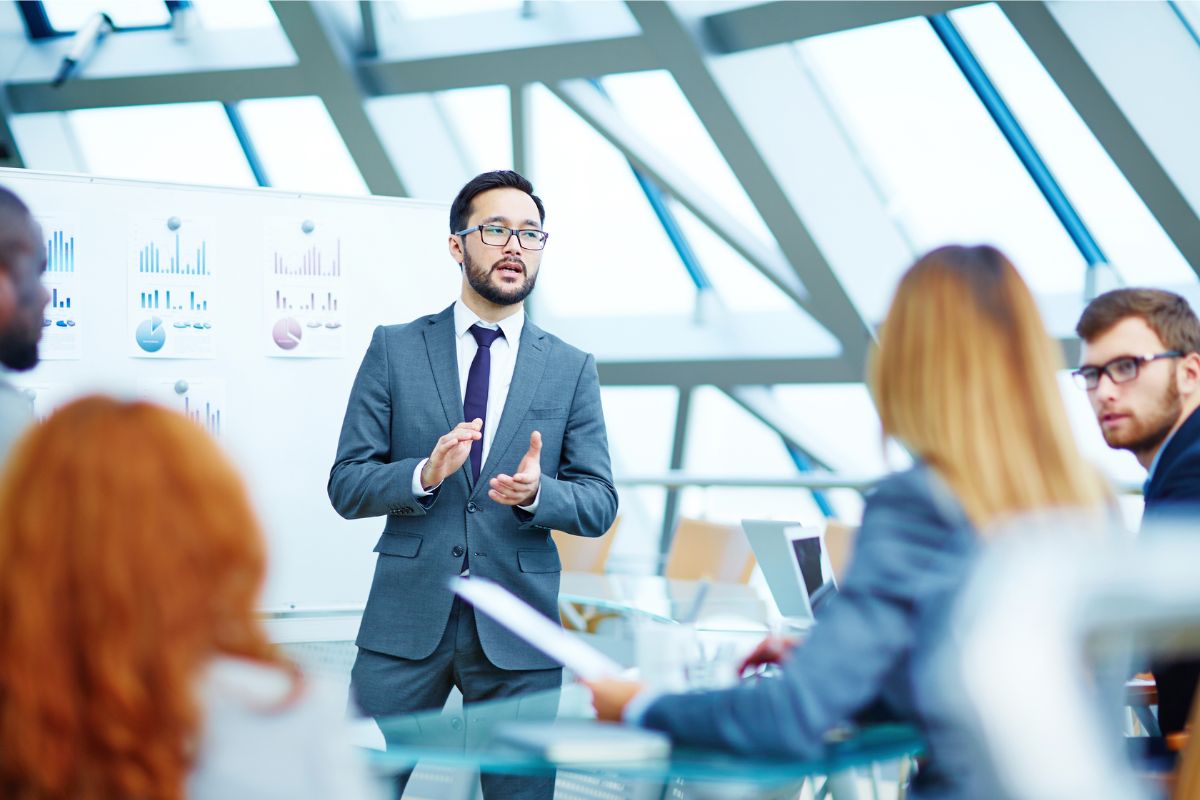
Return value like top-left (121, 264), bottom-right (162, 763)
top-left (452, 577), bottom-right (624, 680)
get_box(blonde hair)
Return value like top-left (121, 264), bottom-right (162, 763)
top-left (869, 245), bottom-right (1109, 527)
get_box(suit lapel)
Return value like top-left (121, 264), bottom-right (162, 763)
top-left (474, 321), bottom-right (549, 496)
top-left (423, 304), bottom-right (464, 448)
top-left (1147, 405), bottom-right (1200, 499)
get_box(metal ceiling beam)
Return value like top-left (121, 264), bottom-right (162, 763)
top-left (358, 1), bottom-right (378, 58)
top-left (270, 1), bottom-right (405, 196)
top-left (5, 34), bottom-right (659, 112)
top-left (702, 0), bottom-right (981, 53)
top-left (7, 66), bottom-right (310, 112)
top-left (597, 338), bottom-right (1081, 387)
top-left (0, 2), bottom-right (28, 167)
top-left (1001, 1), bottom-right (1200, 279)
top-left (549, 79), bottom-right (808, 308)
top-left (624, 1), bottom-right (873, 362)
top-left (360, 35), bottom-right (658, 95)
top-left (598, 356), bottom-right (864, 387)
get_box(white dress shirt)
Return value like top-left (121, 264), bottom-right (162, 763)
top-left (412, 300), bottom-right (538, 511)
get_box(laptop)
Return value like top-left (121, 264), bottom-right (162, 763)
top-left (741, 520), bottom-right (838, 623)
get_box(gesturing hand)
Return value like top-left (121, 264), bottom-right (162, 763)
top-left (489, 431), bottom-right (541, 506)
top-left (421, 419), bottom-right (482, 490)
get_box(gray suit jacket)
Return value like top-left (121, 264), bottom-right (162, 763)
top-left (328, 305), bottom-right (618, 670)
top-left (641, 465), bottom-right (983, 799)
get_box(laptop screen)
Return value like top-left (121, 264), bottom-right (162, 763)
top-left (790, 536), bottom-right (825, 597)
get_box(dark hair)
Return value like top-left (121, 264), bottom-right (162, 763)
top-left (1076, 288), bottom-right (1200, 355)
top-left (449, 170), bottom-right (544, 234)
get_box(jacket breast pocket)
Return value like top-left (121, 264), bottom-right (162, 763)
top-left (528, 407), bottom-right (568, 420)
top-left (517, 548), bottom-right (562, 574)
top-left (373, 533), bottom-right (422, 558)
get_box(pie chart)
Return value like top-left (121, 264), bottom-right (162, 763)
top-left (273, 317), bottom-right (302, 350)
top-left (135, 316), bottom-right (166, 353)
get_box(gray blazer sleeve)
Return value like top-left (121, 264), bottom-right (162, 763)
top-left (327, 326), bottom-right (430, 519)
top-left (641, 469), bottom-right (967, 759)
top-left (519, 352), bottom-right (618, 538)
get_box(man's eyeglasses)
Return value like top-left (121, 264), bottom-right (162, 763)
top-left (455, 224), bottom-right (549, 251)
top-left (1071, 351), bottom-right (1182, 390)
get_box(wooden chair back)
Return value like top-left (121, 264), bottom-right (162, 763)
top-left (823, 520), bottom-right (859, 584)
top-left (664, 517), bottom-right (756, 583)
top-left (551, 517), bottom-right (619, 574)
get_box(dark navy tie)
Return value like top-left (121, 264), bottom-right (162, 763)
top-left (464, 324), bottom-right (504, 483)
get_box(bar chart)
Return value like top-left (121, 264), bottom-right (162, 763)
top-left (273, 239), bottom-right (341, 277)
top-left (46, 229), bottom-right (76, 273)
top-left (140, 378), bottom-right (226, 440)
top-left (37, 216), bottom-right (83, 360)
top-left (137, 234), bottom-right (208, 275)
top-left (139, 289), bottom-right (209, 311)
top-left (183, 395), bottom-right (222, 437)
top-left (49, 288), bottom-right (73, 310)
top-left (274, 289), bottom-right (339, 312)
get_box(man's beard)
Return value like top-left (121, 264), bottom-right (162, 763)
top-left (1104, 380), bottom-right (1181, 457)
top-left (0, 328), bottom-right (39, 371)
top-left (464, 251), bottom-right (536, 307)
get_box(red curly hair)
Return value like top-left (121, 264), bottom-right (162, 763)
top-left (0, 396), bottom-right (294, 799)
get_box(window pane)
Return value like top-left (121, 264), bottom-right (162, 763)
top-left (601, 69), bottom-right (773, 245)
top-left (237, 97), bottom-right (368, 195)
top-left (951, 3), bottom-right (1196, 289)
top-left (42, 0), bottom-right (169, 30)
top-left (527, 84), bottom-right (696, 317)
top-left (1176, 1), bottom-right (1200, 41)
top-left (680, 386), bottom-right (827, 526)
top-left (769, 384), bottom-right (902, 476)
top-left (601, 386), bottom-right (678, 572)
top-left (668, 198), bottom-right (793, 313)
top-left (66, 103), bottom-right (256, 188)
top-left (189, 0), bottom-right (278, 30)
top-left (433, 85), bottom-right (513, 175)
top-left (797, 18), bottom-right (1088, 299)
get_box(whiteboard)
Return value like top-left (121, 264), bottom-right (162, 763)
top-left (0, 168), bottom-right (460, 610)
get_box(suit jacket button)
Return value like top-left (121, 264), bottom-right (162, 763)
top-left (452, 545), bottom-right (465, 558)
top-left (467, 502), bottom-right (478, 513)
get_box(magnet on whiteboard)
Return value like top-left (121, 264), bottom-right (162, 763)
top-left (174, 380), bottom-right (189, 395)
top-left (301, 219), bottom-right (315, 234)
top-left (167, 216), bottom-right (182, 231)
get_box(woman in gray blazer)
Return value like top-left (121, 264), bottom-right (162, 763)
top-left (588, 245), bottom-right (1111, 799)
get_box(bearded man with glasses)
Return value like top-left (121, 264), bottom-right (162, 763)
top-left (1076, 287), bottom-right (1200, 737)
top-left (330, 170), bottom-right (617, 800)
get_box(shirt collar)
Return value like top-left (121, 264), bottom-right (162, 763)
top-left (453, 299), bottom-right (524, 344)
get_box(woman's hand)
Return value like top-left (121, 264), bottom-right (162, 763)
top-left (737, 635), bottom-right (799, 675)
top-left (583, 678), bottom-right (646, 722)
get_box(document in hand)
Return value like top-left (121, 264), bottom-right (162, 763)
top-left (496, 720), bottom-right (671, 763)
top-left (450, 577), bottom-right (624, 680)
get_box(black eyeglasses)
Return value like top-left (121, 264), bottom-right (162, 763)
top-left (1071, 351), bottom-right (1182, 390)
top-left (455, 224), bottom-right (549, 251)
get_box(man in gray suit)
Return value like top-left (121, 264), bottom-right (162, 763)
top-left (329, 170), bottom-right (617, 798)
top-left (0, 187), bottom-right (48, 461)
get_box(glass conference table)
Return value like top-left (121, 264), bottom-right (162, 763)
top-left (558, 572), bottom-right (774, 631)
top-left (366, 682), bottom-right (923, 790)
